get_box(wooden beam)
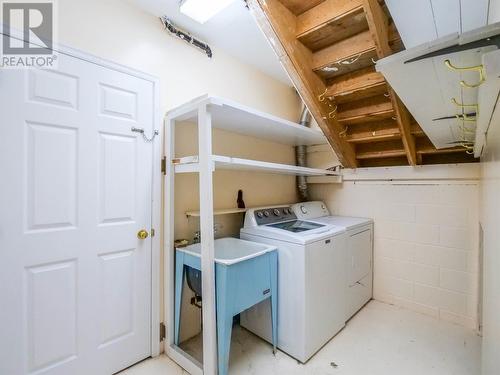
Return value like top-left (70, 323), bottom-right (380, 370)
top-left (421, 153), bottom-right (479, 165)
top-left (337, 96), bottom-right (394, 124)
top-left (247, 0), bottom-right (357, 168)
top-left (363, 0), bottom-right (418, 166)
top-left (296, 0), bottom-right (366, 51)
top-left (411, 122), bottom-right (425, 136)
top-left (416, 138), bottom-right (466, 155)
top-left (356, 140), bottom-right (407, 159)
top-left (389, 91), bottom-right (418, 165)
top-left (297, 0), bottom-right (363, 36)
top-left (345, 121), bottom-right (401, 143)
top-left (313, 29), bottom-right (374, 71)
top-left (327, 67), bottom-right (387, 103)
top-left (362, 0), bottom-right (390, 56)
top-left (279, 0), bottom-right (324, 15)
top-left (312, 23), bottom-right (400, 72)
top-left (359, 156), bottom-right (409, 167)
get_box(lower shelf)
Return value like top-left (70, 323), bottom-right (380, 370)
top-left (173, 155), bottom-right (339, 176)
top-left (185, 208), bottom-right (248, 217)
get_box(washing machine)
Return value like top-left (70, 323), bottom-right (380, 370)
top-left (292, 201), bottom-right (373, 320)
top-left (239, 205), bottom-right (347, 363)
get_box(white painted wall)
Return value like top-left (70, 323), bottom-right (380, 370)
top-left (479, 101), bottom-right (500, 374)
top-left (309, 149), bottom-right (481, 329)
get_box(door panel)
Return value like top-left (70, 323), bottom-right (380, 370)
top-left (0, 38), bottom-right (154, 375)
top-left (349, 229), bottom-right (372, 286)
top-left (26, 260), bottom-right (78, 373)
top-left (98, 249), bottom-right (135, 347)
top-left (98, 133), bottom-right (137, 224)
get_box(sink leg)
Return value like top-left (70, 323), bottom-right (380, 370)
top-left (269, 252), bottom-right (278, 355)
top-left (216, 266), bottom-right (233, 375)
top-left (174, 252), bottom-right (185, 346)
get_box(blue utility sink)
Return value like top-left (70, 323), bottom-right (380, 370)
top-left (175, 237), bottom-right (278, 375)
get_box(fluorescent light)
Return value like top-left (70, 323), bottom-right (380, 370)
top-left (179, 0), bottom-right (236, 24)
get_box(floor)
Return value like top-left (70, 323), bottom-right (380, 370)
top-left (120, 301), bottom-right (481, 375)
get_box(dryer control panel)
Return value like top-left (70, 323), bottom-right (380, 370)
top-left (291, 201), bottom-right (330, 220)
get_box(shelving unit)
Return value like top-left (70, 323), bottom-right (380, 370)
top-left (163, 95), bottom-right (333, 375)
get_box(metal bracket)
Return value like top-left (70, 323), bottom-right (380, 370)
top-left (160, 322), bottom-right (166, 341)
top-left (161, 156), bottom-right (166, 175)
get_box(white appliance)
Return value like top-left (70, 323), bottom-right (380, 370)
top-left (239, 205), bottom-right (347, 363)
top-left (291, 201), bottom-right (373, 320)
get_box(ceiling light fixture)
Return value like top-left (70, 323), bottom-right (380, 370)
top-left (179, 0), bottom-right (236, 24)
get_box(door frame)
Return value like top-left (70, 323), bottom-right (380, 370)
top-left (0, 25), bottom-right (163, 358)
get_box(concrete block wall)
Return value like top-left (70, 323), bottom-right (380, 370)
top-left (310, 180), bottom-right (480, 329)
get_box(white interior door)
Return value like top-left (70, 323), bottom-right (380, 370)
top-left (0, 38), bottom-right (155, 375)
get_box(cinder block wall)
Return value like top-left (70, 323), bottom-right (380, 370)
top-left (309, 166), bottom-right (480, 330)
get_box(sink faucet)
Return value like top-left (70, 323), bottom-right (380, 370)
top-left (193, 223), bottom-right (220, 244)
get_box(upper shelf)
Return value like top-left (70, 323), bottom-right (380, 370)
top-left (165, 95), bottom-right (327, 146)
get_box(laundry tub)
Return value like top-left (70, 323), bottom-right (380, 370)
top-left (174, 237), bottom-right (278, 375)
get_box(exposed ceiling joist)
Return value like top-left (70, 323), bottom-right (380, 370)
top-left (362, 0), bottom-right (417, 166)
top-left (247, 0), bottom-right (358, 168)
top-left (248, 0), bottom-right (477, 167)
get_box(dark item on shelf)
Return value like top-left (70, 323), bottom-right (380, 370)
top-left (237, 189), bottom-right (245, 209)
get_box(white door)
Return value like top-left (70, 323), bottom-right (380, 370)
top-left (0, 40), bottom-right (155, 375)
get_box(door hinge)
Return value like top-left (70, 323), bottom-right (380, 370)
top-left (151, 228), bottom-right (155, 237)
top-left (160, 322), bottom-right (166, 341)
top-left (161, 156), bottom-right (166, 175)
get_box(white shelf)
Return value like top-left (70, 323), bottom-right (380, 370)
top-left (173, 155), bottom-right (338, 176)
top-left (185, 208), bottom-right (248, 217)
top-left (166, 95), bottom-right (326, 146)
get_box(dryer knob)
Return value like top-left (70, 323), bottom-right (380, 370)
top-left (257, 212), bottom-right (264, 218)
top-left (300, 205), bottom-right (307, 214)
top-left (273, 209), bottom-right (280, 216)
top-left (263, 211), bottom-right (270, 217)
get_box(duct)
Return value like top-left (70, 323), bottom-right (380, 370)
top-left (296, 104), bottom-right (311, 202)
top-left (159, 16), bottom-right (213, 58)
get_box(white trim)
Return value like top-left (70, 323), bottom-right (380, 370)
top-left (164, 116), bottom-right (176, 360)
top-left (166, 346), bottom-right (203, 375)
top-left (341, 163), bottom-right (481, 182)
top-left (1, 25), bottom-right (162, 359)
top-left (150, 73), bottom-right (162, 357)
top-left (198, 105), bottom-right (218, 375)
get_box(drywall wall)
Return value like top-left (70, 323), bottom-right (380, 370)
top-left (308, 148), bottom-right (481, 329)
top-left (479, 102), bottom-right (500, 375)
top-left (52, 0), bottom-right (303, 344)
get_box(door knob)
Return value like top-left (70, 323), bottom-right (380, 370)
top-left (137, 229), bottom-right (149, 240)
